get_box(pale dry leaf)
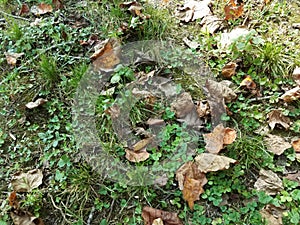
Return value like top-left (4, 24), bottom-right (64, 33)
top-left (219, 27), bottom-right (252, 50)
top-left (196, 101), bottom-right (210, 118)
top-left (11, 169), bottom-right (43, 192)
top-left (142, 206), bottom-right (183, 225)
top-left (284, 172), bottom-right (300, 185)
top-left (152, 218), bottom-right (164, 225)
top-left (171, 92), bottom-right (194, 118)
top-left (25, 98), bottom-right (48, 109)
top-left (5, 52), bottom-right (24, 66)
top-left (280, 86), bottom-right (300, 102)
top-left (205, 80), bottom-right (237, 103)
top-left (131, 138), bottom-right (153, 151)
top-left (195, 153), bottom-right (237, 173)
top-left (203, 124), bottom-right (225, 154)
top-left (223, 127), bottom-right (237, 145)
top-left (146, 118), bottom-right (165, 126)
top-left (176, 0), bottom-right (212, 22)
top-left (254, 169), bottom-right (283, 195)
top-left (292, 139), bottom-right (300, 152)
top-left (221, 62), bottom-right (238, 79)
top-left (125, 148), bottom-right (149, 162)
top-left (264, 134), bottom-right (292, 155)
top-left (260, 204), bottom-right (284, 225)
top-left (267, 109), bottom-right (290, 130)
top-left (292, 67), bottom-right (300, 86)
top-left (31, 3), bottom-right (53, 15)
top-left (183, 37), bottom-right (200, 49)
top-left (11, 210), bottom-right (44, 225)
top-left (200, 15), bottom-right (223, 34)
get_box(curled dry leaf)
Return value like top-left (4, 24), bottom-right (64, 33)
top-left (31, 3), bottom-right (53, 16)
top-left (9, 191), bottom-right (19, 209)
top-left (196, 101), bottom-right (210, 118)
top-left (19, 3), bottom-right (30, 16)
top-left (292, 139), bottom-right (300, 152)
top-left (223, 127), bottom-right (237, 145)
top-left (224, 0), bottom-right (244, 20)
top-left (90, 38), bottom-right (120, 72)
top-left (254, 169), bottom-right (283, 195)
top-left (221, 62), bottom-right (238, 79)
top-left (264, 134), bottom-right (292, 155)
top-left (5, 52), bottom-right (24, 66)
top-left (280, 86), bottom-right (300, 102)
top-left (195, 153), bottom-right (237, 173)
top-left (292, 67), bottom-right (300, 86)
top-left (240, 75), bottom-right (257, 90)
top-left (25, 98), bottom-right (48, 109)
top-left (260, 204), bottom-right (284, 225)
top-left (142, 206), bottom-right (183, 225)
top-left (11, 169), bottom-right (43, 192)
top-left (125, 148), bottom-right (150, 162)
top-left (267, 109), bottom-right (290, 130)
top-left (11, 210), bottom-right (44, 225)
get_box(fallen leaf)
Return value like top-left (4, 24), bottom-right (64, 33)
top-left (222, 62), bottom-right (238, 79)
top-left (120, 1), bottom-right (149, 19)
top-left (31, 3), bottom-right (53, 16)
top-left (219, 27), bottom-right (252, 50)
top-left (183, 178), bottom-right (203, 210)
top-left (5, 52), bottom-right (24, 66)
top-left (260, 204), bottom-right (284, 225)
top-left (19, 3), bottom-right (30, 16)
top-left (254, 169), bottom-right (283, 195)
top-left (125, 148), bottom-right (150, 162)
top-left (131, 138), bottom-right (153, 151)
top-left (25, 98), bottom-right (48, 109)
top-left (91, 38), bottom-right (120, 72)
top-left (11, 169), bottom-right (43, 192)
top-left (195, 153), bottom-right (237, 173)
top-left (240, 75), bottom-right (257, 90)
top-left (11, 210), bottom-right (44, 225)
top-left (292, 139), bottom-right (300, 152)
top-left (223, 127), bottom-right (237, 145)
top-left (146, 118), bottom-right (165, 126)
top-left (171, 92), bottom-right (194, 118)
top-left (284, 172), bottom-right (300, 185)
top-left (105, 104), bottom-right (120, 119)
top-left (52, 0), bottom-right (63, 10)
top-left (9, 191), bottom-right (19, 209)
top-left (264, 134), bottom-right (292, 155)
top-left (142, 206), bottom-right (183, 225)
top-left (280, 86), bottom-right (300, 102)
top-left (183, 37), bottom-right (200, 49)
top-left (267, 109), bottom-right (290, 130)
top-left (292, 67), bottom-right (300, 86)
top-left (203, 124), bottom-right (225, 154)
top-left (224, 0), bottom-right (244, 20)
top-left (196, 101), bottom-right (210, 118)
top-left (152, 218), bottom-right (164, 225)
top-left (176, 0), bottom-right (212, 23)
top-left (200, 15), bottom-right (223, 34)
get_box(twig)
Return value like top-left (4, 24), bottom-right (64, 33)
top-left (49, 194), bottom-right (73, 224)
top-left (106, 198), bottom-right (115, 222)
top-left (0, 10), bottom-right (30, 22)
top-left (247, 96), bottom-right (273, 103)
top-left (86, 206), bottom-right (95, 225)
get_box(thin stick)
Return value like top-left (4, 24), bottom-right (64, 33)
top-left (0, 10), bottom-right (30, 22)
top-left (49, 194), bottom-right (73, 224)
top-left (86, 206), bottom-right (95, 225)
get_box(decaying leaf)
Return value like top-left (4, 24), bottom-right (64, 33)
top-left (260, 204), bottom-right (284, 225)
top-left (183, 37), bottom-right (200, 49)
top-left (175, 0), bottom-right (212, 23)
top-left (195, 153), bottom-right (237, 173)
top-left (131, 138), bottom-right (153, 151)
top-left (280, 86), bottom-right (300, 102)
top-left (152, 218), bottom-right (164, 225)
top-left (292, 139), bottom-right (300, 152)
top-left (264, 134), bottom-right (292, 155)
top-left (222, 62), bottom-right (238, 79)
top-left (196, 101), bottom-right (210, 118)
top-left (120, 1), bottom-right (149, 19)
top-left (11, 210), bottom-right (44, 225)
top-left (254, 169), bottom-right (283, 195)
top-left (125, 148), bottom-right (149, 162)
top-left (52, 0), bottom-right (63, 10)
top-left (284, 171), bottom-right (300, 185)
top-left (183, 178), bottom-right (203, 210)
top-left (200, 15), bottom-right (223, 34)
top-left (267, 109), bottom-right (290, 130)
top-left (5, 52), bottom-right (24, 66)
top-left (219, 27), bottom-right (252, 50)
top-left (9, 191), bottom-right (19, 209)
top-left (19, 3), bottom-right (30, 16)
top-left (90, 38), bottom-right (120, 72)
top-left (31, 3), bottom-right (53, 15)
top-left (142, 206), bottom-right (183, 225)
top-left (292, 67), bottom-right (300, 86)
top-left (171, 92), bottom-right (194, 118)
top-left (203, 124), bottom-right (236, 154)
top-left (224, 0), bottom-right (244, 20)
top-left (11, 169), bottom-right (43, 192)
top-left (240, 75), bottom-right (257, 90)
top-left (25, 98), bottom-right (48, 109)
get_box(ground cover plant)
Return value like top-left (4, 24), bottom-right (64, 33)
top-left (1, 0), bottom-right (300, 224)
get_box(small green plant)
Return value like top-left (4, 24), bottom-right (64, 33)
top-left (39, 55), bottom-right (59, 88)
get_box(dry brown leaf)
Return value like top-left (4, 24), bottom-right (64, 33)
top-left (196, 101), bottom-right (210, 118)
top-left (9, 191), bottom-right (19, 209)
top-left (292, 139), bottom-right (300, 152)
top-left (260, 204), bottom-right (284, 225)
top-left (5, 52), bottom-right (24, 66)
top-left (105, 104), bottom-right (120, 119)
top-left (142, 206), bottom-right (183, 225)
top-left (31, 3), bottom-right (53, 15)
top-left (264, 134), bottom-right (292, 155)
top-left (224, 0), bottom-right (244, 20)
top-left (152, 218), bottom-right (164, 225)
top-left (131, 138), bottom-right (153, 151)
top-left (25, 98), bottom-right (48, 109)
top-left (183, 177), bottom-right (206, 210)
top-left (200, 15), bottom-right (223, 34)
top-left (125, 148), bottom-right (149, 162)
top-left (222, 62), bottom-right (237, 79)
top-left (254, 169), bottom-right (283, 195)
top-left (203, 124), bottom-right (225, 154)
top-left (240, 75), bottom-right (257, 90)
top-left (195, 153), bottom-right (237, 173)
top-left (11, 169), bottom-right (43, 192)
top-left (120, 1), bottom-right (149, 19)
top-left (284, 172), bottom-right (300, 185)
top-left (176, 0), bottom-right (212, 23)
top-left (91, 38), bottom-right (120, 72)
top-left (11, 210), bottom-right (44, 225)
top-left (171, 92), bottom-right (194, 118)
top-left (52, 0), bottom-right (63, 10)
top-left (292, 67), bottom-right (300, 86)
top-left (146, 118), bottom-right (165, 126)
top-left (19, 3), bottom-right (30, 16)
top-left (280, 86), bottom-right (300, 102)
top-left (267, 109), bottom-right (290, 130)
top-left (223, 127), bottom-right (237, 145)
